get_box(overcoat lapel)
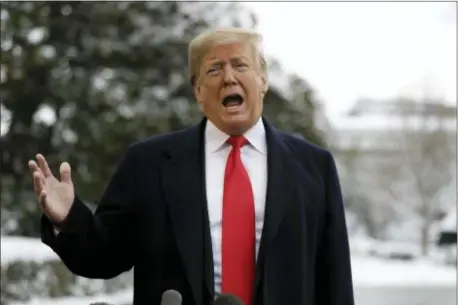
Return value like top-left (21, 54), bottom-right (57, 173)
top-left (254, 118), bottom-right (299, 298)
top-left (160, 119), bottom-right (214, 305)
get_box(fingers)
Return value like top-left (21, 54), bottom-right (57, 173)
top-left (39, 189), bottom-right (47, 208)
top-left (33, 170), bottom-right (45, 191)
top-left (30, 166), bottom-right (47, 208)
top-left (29, 160), bottom-right (44, 194)
top-left (60, 162), bottom-right (72, 184)
top-left (36, 154), bottom-right (52, 178)
top-left (29, 154), bottom-right (72, 188)
top-left (28, 160), bottom-right (39, 172)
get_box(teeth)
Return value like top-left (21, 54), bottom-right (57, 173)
top-left (225, 101), bottom-right (241, 107)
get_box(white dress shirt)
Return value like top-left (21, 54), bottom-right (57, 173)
top-left (204, 118), bottom-right (268, 295)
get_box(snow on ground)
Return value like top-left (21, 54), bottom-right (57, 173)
top-left (2, 235), bottom-right (456, 305)
top-left (351, 256), bottom-right (456, 287)
top-left (1, 235), bottom-right (58, 265)
top-left (9, 289), bottom-right (133, 305)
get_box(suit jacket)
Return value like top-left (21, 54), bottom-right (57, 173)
top-left (41, 117), bottom-right (354, 305)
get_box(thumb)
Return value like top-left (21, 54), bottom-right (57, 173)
top-left (59, 162), bottom-right (72, 184)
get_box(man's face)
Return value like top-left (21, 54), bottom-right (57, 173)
top-left (193, 42), bottom-right (268, 135)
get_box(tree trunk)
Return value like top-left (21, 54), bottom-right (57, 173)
top-left (420, 224), bottom-right (430, 256)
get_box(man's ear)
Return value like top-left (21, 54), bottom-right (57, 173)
top-left (260, 74), bottom-right (269, 95)
top-left (193, 83), bottom-right (201, 101)
top-left (193, 85), bottom-right (205, 112)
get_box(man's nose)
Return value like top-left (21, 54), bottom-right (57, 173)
top-left (222, 66), bottom-right (237, 86)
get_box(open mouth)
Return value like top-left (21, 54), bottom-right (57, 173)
top-left (222, 94), bottom-right (244, 108)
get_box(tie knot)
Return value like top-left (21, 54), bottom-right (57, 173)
top-left (227, 135), bottom-right (248, 149)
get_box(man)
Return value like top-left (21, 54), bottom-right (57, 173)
top-left (29, 28), bottom-right (354, 305)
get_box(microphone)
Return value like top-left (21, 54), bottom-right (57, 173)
top-left (212, 293), bottom-right (244, 305)
top-left (161, 289), bottom-right (183, 305)
top-left (89, 303), bottom-right (113, 305)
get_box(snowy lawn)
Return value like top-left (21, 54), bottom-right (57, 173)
top-left (2, 235), bottom-right (456, 305)
top-left (1, 236), bottom-right (59, 265)
top-left (8, 289), bottom-right (133, 305)
top-left (352, 256), bottom-right (456, 287)
top-left (2, 235), bottom-right (455, 286)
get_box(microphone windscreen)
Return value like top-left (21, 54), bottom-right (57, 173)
top-left (212, 293), bottom-right (244, 305)
top-left (161, 289), bottom-right (183, 305)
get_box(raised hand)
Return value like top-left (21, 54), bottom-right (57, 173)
top-left (28, 154), bottom-right (75, 225)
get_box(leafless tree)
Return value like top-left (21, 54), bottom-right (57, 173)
top-left (387, 96), bottom-right (456, 255)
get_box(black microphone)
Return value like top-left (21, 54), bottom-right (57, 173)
top-left (212, 293), bottom-right (244, 305)
top-left (161, 289), bottom-right (183, 305)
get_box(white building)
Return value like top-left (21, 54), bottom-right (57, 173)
top-left (329, 98), bottom-right (456, 153)
top-left (328, 98), bottom-right (456, 243)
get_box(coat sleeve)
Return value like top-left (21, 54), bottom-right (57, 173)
top-left (314, 151), bottom-right (355, 305)
top-left (41, 145), bottom-right (139, 279)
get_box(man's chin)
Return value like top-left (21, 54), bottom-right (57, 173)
top-left (220, 115), bottom-right (254, 135)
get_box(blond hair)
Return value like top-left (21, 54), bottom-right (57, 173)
top-left (188, 28), bottom-right (267, 86)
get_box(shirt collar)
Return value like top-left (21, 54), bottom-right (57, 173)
top-left (205, 117), bottom-right (267, 155)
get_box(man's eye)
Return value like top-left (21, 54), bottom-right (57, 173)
top-left (236, 64), bottom-right (249, 71)
top-left (207, 67), bottom-right (219, 74)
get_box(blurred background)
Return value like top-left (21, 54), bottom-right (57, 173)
top-left (0, 1), bottom-right (456, 305)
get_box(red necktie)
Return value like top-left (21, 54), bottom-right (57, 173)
top-left (221, 136), bottom-right (255, 305)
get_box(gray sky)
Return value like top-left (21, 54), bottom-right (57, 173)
top-left (244, 2), bottom-right (456, 119)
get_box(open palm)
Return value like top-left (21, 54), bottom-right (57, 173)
top-left (28, 154), bottom-right (75, 225)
